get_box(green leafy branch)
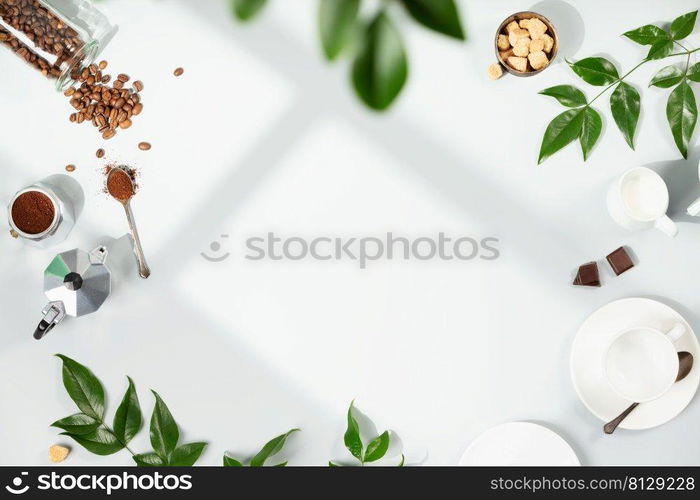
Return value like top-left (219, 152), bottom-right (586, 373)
top-left (329, 400), bottom-right (404, 466)
top-left (538, 10), bottom-right (699, 164)
top-left (51, 355), bottom-right (207, 466)
top-left (51, 358), bottom-right (406, 467)
top-left (223, 429), bottom-right (299, 466)
top-left (231, 0), bottom-right (466, 111)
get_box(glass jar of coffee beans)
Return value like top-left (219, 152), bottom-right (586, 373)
top-left (0, 0), bottom-right (117, 90)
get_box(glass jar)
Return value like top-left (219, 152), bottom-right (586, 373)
top-left (0, 0), bottom-right (117, 91)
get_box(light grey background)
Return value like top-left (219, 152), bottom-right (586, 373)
top-left (1, 0), bottom-right (700, 465)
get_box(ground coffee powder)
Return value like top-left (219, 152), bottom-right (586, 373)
top-left (106, 168), bottom-right (135, 201)
top-left (11, 191), bottom-right (55, 234)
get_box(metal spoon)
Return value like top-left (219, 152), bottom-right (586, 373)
top-left (603, 351), bottom-right (693, 434)
top-left (107, 166), bottom-right (151, 279)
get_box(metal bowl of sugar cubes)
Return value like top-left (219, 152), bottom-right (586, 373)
top-left (491, 12), bottom-right (559, 79)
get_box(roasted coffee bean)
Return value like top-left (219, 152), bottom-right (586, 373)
top-left (138, 142), bottom-right (151, 151)
top-left (174, 67), bottom-right (184, 77)
top-left (102, 129), bottom-right (115, 140)
top-left (98, 60), bottom-right (107, 70)
top-left (65, 164), bottom-right (75, 172)
top-left (63, 87), bottom-right (75, 97)
top-left (117, 73), bottom-right (129, 83)
top-left (119, 119), bottom-right (132, 130)
top-left (96, 148), bottom-right (105, 158)
top-left (132, 103), bottom-right (143, 116)
top-left (113, 80), bottom-right (123, 90)
top-left (133, 80), bottom-right (143, 92)
top-left (0, 0), bottom-right (86, 80)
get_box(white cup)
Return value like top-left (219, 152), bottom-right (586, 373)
top-left (604, 324), bottom-right (685, 402)
top-left (607, 167), bottom-right (678, 237)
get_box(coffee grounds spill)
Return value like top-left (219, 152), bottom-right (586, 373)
top-left (11, 191), bottom-right (55, 234)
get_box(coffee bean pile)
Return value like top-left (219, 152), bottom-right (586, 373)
top-left (0, 0), bottom-right (85, 79)
top-left (65, 61), bottom-right (144, 140)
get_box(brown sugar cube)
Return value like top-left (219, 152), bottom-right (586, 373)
top-left (527, 17), bottom-right (548, 40)
top-left (513, 38), bottom-right (531, 57)
top-left (530, 38), bottom-right (545, 52)
top-left (528, 51), bottom-right (549, 70)
top-left (507, 56), bottom-right (528, 72)
top-left (497, 34), bottom-right (510, 51)
top-left (519, 19), bottom-right (531, 29)
top-left (509, 28), bottom-right (531, 47)
top-left (505, 21), bottom-right (520, 33)
top-left (49, 445), bottom-right (70, 463)
top-left (542, 33), bottom-right (554, 53)
top-left (488, 63), bottom-right (503, 80)
top-left (499, 49), bottom-right (514, 61)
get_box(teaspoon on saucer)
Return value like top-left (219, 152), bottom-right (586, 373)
top-left (604, 351), bottom-right (694, 434)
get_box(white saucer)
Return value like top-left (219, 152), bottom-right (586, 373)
top-left (459, 422), bottom-right (580, 466)
top-left (571, 298), bottom-right (700, 430)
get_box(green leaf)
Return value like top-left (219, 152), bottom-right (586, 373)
top-left (363, 430), bottom-right (390, 463)
top-left (688, 62), bottom-right (700, 82)
top-left (51, 413), bottom-right (100, 435)
top-left (398, 454), bottom-right (405, 466)
top-left (133, 452), bottom-right (165, 467)
top-left (647, 40), bottom-right (674, 60)
top-left (169, 442), bottom-right (207, 466)
top-left (231, 0), bottom-right (267, 22)
top-left (223, 455), bottom-right (244, 466)
top-left (649, 65), bottom-right (685, 88)
top-left (343, 401), bottom-right (364, 462)
top-left (328, 461), bottom-right (341, 467)
top-left (570, 57), bottom-right (619, 86)
top-left (538, 108), bottom-right (586, 164)
top-left (539, 85), bottom-right (587, 107)
top-left (272, 462), bottom-right (288, 467)
top-left (579, 107), bottom-right (603, 161)
top-left (622, 24), bottom-right (668, 45)
top-left (113, 377), bottom-right (142, 446)
top-left (670, 11), bottom-right (697, 40)
top-left (62, 428), bottom-right (123, 456)
top-left (250, 429), bottom-right (299, 467)
top-left (351, 12), bottom-right (408, 111)
top-left (610, 82), bottom-right (641, 149)
top-left (55, 354), bottom-right (105, 421)
top-left (399, 0), bottom-right (465, 40)
top-left (319, 0), bottom-right (360, 60)
top-left (150, 391), bottom-right (180, 461)
top-left (666, 82), bottom-right (698, 159)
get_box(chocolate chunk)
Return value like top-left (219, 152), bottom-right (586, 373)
top-left (606, 247), bottom-right (634, 276)
top-left (573, 261), bottom-right (600, 287)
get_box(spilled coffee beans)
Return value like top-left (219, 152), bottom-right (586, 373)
top-left (65, 60), bottom-right (144, 140)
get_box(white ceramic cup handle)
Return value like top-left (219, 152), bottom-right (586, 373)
top-left (688, 196), bottom-right (700, 216)
top-left (654, 215), bottom-right (678, 237)
top-left (665, 323), bottom-right (686, 342)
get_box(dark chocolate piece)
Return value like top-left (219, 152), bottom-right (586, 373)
top-left (606, 246), bottom-right (634, 276)
top-left (573, 261), bottom-right (600, 287)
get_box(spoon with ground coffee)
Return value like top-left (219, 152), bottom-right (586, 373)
top-left (107, 166), bottom-right (151, 279)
